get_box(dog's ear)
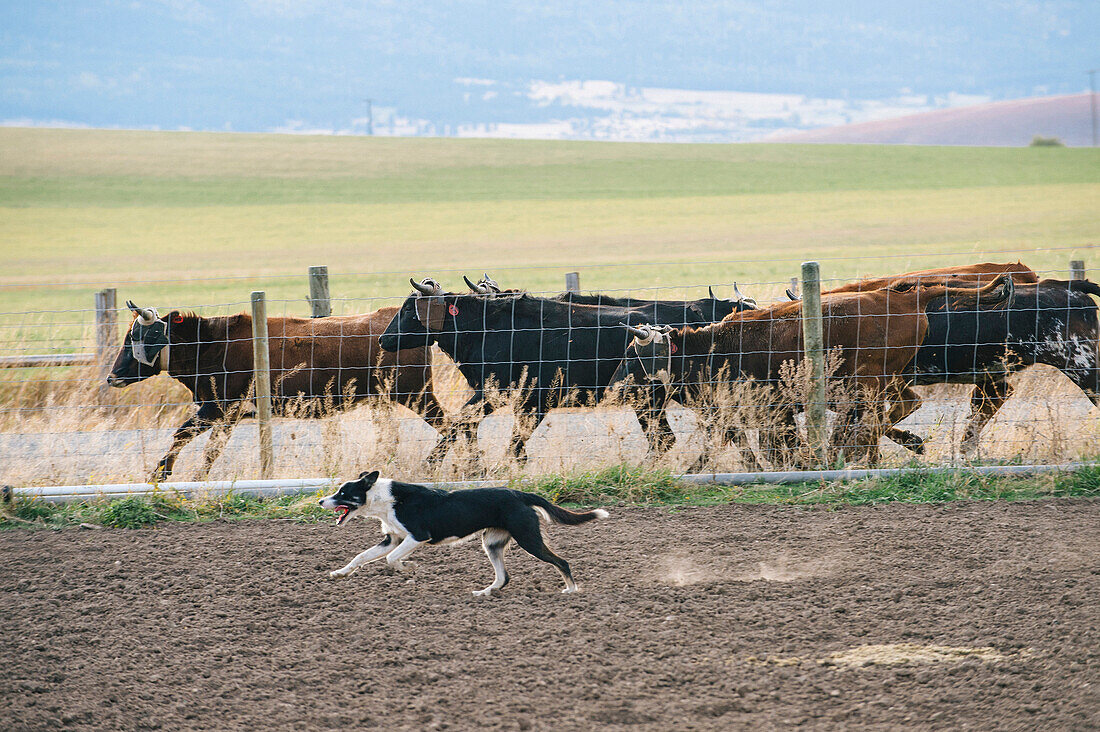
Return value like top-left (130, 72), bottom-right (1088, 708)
top-left (359, 470), bottom-right (380, 485)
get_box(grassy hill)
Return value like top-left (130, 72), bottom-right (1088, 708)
top-left (0, 127), bottom-right (1097, 350)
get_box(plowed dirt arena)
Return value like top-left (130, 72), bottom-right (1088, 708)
top-left (2, 500), bottom-right (1097, 730)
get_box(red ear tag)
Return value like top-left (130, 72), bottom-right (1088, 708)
top-left (172, 314), bottom-right (184, 324)
top-left (448, 303), bottom-right (459, 316)
top-left (670, 342), bottom-right (678, 354)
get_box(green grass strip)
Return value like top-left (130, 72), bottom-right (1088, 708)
top-left (3, 464), bottom-right (1097, 530)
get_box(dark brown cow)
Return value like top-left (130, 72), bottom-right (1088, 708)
top-left (108, 303), bottom-right (444, 481)
top-left (615, 276), bottom-right (1015, 468)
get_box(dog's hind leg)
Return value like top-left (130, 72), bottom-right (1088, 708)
top-left (330, 535), bottom-right (395, 577)
top-left (509, 514), bottom-right (577, 594)
top-left (473, 529), bottom-right (512, 597)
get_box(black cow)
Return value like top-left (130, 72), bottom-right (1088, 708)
top-left (889, 278), bottom-right (1100, 452)
top-left (465, 273), bottom-right (756, 324)
top-left (379, 278), bottom-right (677, 465)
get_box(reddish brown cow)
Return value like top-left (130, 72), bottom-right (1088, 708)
top-left (616, 276), bottom-right (1015, 468)
top-left (108, 303), bottom-right (444, 481)
top-left (818, 261), bottom-right (1037, 295)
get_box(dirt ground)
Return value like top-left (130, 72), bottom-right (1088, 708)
top-left (1, 500), bottom-right (1097, 731)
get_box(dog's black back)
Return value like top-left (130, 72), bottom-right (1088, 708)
top-left (388, 483), bottom-right (581, 544)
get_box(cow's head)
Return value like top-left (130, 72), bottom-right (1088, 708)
top-left (106, 301), bottom-right (172, 387)
top-left (701, 283), bottom-right (757, 319)
top-left (464, 273), bottom-right (502, 294)
top-left (379, 277), bottom-right (456, 352)
top-left (611, 323), bottom-right (677, 386)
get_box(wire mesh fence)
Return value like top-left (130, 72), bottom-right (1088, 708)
top-left (1, 254), bottom-right (1098, 492)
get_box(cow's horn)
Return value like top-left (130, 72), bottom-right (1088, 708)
top-left (708, 286), bottom-right (716, 299)
top-left (463, 275), bottom-right (483, 293)
top-left (624, 323), bottom-right (654, 341)
top-left (127, 300), bottom-right (158, 325)
top-left (732, 282), bottom-right (747, 301)
top-left (785, 289), bottom-right (799, 301)
top-left (480, 273), bottom-right (500, 292)
top-left (410, 278), bottom-right (441, 296)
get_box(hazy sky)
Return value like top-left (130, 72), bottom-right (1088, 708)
top-left (2, 1), bottom-right (1096, 141)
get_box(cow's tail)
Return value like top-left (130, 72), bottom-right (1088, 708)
top-left (521, 493), bottom-right (609, 525)
top-left (1069, 279), bottom-right (1100, 299)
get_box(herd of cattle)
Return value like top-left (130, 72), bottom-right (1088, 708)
top-left (106, 261), bottom-right (1100, 480)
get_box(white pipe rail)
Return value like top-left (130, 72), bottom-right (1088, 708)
top-left (0, 353), bottom-right (95, 368)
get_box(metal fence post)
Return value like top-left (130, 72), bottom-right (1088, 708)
top-left (250, 291), bottom-right (274, 479)
top-left (565, 272), bottom-right (581, 293)
top-left (800, 262), bottom-right (827, 466)
top-left (1070, 260), bottom-right (1086, 281)
top-left (308, 265), bottom-right (332, 317)
top-left (94, 288), bottom-right (117, 386)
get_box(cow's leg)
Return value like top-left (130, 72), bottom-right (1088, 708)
top-left (508, 405), bottom-right (546, 464)
top-left (196, 418), bottom-right (237, 478)
top-left (759, 406), bottom-right (799, 469)
top-left (397, 383), bottom-right (447, 431)
top-left (152, 402), bottom-right (224, 482)
top-left (397, 385), bottom-right (450, 462)
top-left (635, 384), bottom-right (676, 457)
top-left (1065, 365), bottom-right (1100, 408)
top-left (884, 382), bottom-right (925, 454)
top-left (425, 391), bottom-right (486, 465)
top-left (830, 400), bottom-right (876, 467)
top-left (961, 375), bottom-right (1012, 453)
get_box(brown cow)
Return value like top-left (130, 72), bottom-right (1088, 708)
top-left (815, 260), bottom-right (1038, 295)
top-left (107, 302), bottom-right (444, 481)
top-left (787, 262), bottom-right (1097, 455)
top-left (614, 276), bottom-right (1016, 469)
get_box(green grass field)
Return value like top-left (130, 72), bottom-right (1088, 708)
top-left (1, 127), bottom-right (1098, 352)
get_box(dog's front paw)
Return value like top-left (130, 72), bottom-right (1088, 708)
top-left (472, 587), bottom-right (496, 597)
top-left (329, 568), bottom-right (353, 578)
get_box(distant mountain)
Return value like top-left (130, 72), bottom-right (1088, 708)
top-left (1, 2), bottom-right (1097, 140)
top-left (768, 93), bottom-right (1097, 147)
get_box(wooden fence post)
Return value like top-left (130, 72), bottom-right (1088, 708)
top-left (251, 291), bottom-right (274, 479)
top-left (800, 262), bottom-right (827, 466)
top-left (565, 272), bottom-right (581, 293)
top-left (308, 265), bottom-right (332, 317)
top-left (94, 288), bottom-right (117, 389)
top-left (1070, 260), bottom-right (1086, 281)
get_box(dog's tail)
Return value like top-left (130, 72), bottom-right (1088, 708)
top-left (521, 493), bottom-right (609, 525)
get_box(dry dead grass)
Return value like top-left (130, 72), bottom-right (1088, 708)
top-left (1, 335), bottom-right (1098, 487)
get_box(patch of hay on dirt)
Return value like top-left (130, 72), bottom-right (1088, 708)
top-left (824, 644), bottom-right (1007, 667)
top-left (745, 643), bottom-right (1011, 669)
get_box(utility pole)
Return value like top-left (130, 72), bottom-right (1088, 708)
top-left (1089, 70), bottom-right (1098, 147)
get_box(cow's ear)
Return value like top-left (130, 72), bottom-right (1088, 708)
top-left (359, 470), bottom-right (380, 485)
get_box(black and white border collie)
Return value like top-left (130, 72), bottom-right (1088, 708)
top-left (319, 471), bottom-right (609, 595)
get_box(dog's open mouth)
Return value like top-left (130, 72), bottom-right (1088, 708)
top-left (333, 505), bottom-right (351, 525)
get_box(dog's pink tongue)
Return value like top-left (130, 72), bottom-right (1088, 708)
top-left (334, 506), bottom-right (349, 524)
